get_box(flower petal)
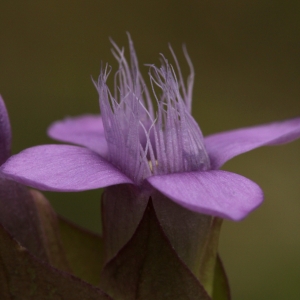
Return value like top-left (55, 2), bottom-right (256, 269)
top-left (48, 115), bottom-right (108, 157)
top-left (147, 170), bottom-right (263, 221)
top-left (0, 95), bottom-right (12, 164)
top-left (1, 145), bottom-right (132, 191)
top-left (205, 117), bottom-right (300, 169)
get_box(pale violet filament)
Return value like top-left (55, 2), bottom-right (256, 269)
top-left (95, 38), bottom-right (210, 184)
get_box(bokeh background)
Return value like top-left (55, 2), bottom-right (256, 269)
top-left (1, 1), bottom-right (300, 299)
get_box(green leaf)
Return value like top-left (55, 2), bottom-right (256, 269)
top-left (0, 223), bottom-right (112, 300)
top-left (58, 216), bottom-right (105, 285)
top-left (212, 255), bottom-right (231, 300)
top-left (100, 200), bottom-right (212, 300)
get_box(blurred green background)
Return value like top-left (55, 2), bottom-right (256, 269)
top-left (1, 1), bottom-right (300, 299)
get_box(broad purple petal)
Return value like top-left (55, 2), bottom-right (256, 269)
top-left (147, 170), bottom-right (263, 221)
top-left (0, 95), bottom-right (12, 165)
top-left (1, 145), bottom-right (132, 191)
top-left (48, 115), bottom-right (108, 157)
top-left (205, 118), bottom-right (300, 169)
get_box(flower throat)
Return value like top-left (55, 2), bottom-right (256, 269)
top-left (95, 37), bottom-right (210, 185)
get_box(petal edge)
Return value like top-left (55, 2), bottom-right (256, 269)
top-left (48, 115), bottom-right (108, 157)
top-left (1, 145), bottom-right (132, 191)
top-left (205, 117), bottom-right (300, 169)
top-left (0, 95), bottom-right (12, 164)
top-left (147, 170), bottom-right (263, 221)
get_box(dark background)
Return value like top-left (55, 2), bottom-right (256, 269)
top-left (1, 1), bottom-right (300, 299)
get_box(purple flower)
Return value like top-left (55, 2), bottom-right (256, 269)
top-left (2, 38), bottom-right (300, 222)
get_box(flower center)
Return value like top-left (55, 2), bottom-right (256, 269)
top-left (95, 37), bottom-right (210, 184)
top-left (148, 160), bottom-right (158, 172)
